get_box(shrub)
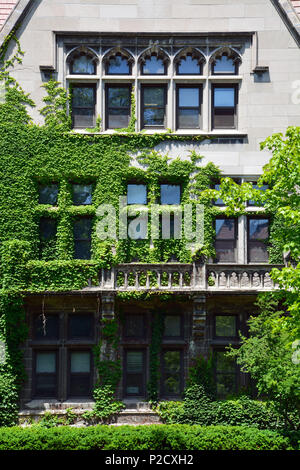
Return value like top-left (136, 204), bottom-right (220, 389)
top-left (82, 385), bottom-right (125, 424)
top-left (158, 385), bottom-right (286, 430)
top-left (0, 372), bottom-right (19, 427)
top-left (0, 425), bottom-right (296, 450)
top-left (155, 401), bottom-right (184, 424)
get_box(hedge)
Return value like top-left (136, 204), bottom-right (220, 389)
top-left (0, 425), bottom-right (298, 450)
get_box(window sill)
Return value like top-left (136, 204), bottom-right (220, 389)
top-left (66, 75), bottom-right (100, 81)
top-left (208, 75), bottom-right (243, 82)
top-left (70, 128), bottom-right (248, 137)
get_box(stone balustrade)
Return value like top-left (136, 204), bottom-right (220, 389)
top-left (93, 263), bottom-right (283, 293)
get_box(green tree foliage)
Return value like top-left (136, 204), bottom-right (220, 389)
top-left (228, 294), bottom-right (300, 430)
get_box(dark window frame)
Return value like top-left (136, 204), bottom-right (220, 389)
top-left (141, 84), bottom-right (167, 129)
top-left (212, 84), bottom-right (238, 130)
top-left (68, 348), bottom-right (93, 398)
top-left (247, 216), bottom-right (269, 264)
top-left (160, 348), bottom-right (184, 398)
top-left (176, 84), bottom-right (202, 129)
top-left (33, 349), bottom-right (58, 399)
top-left (71, 83), bottom-right (97, 129)
top-left (105, 83), bottom-right (132, 130)
top-left (214, 217), bottom-right (238, 263)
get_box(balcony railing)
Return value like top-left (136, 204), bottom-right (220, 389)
top-left (91, 263), bottom-right (283, 293)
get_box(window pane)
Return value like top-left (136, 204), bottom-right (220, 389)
top-left (144, 87), bottom-right (165, 106)
top-left (213, 108), bottom-right (235, 128)
top-left (179, 88), bottom-right (199, 107)
top-left (249, 219), bottom-right (269, 240)
top-left (74, 240), bottom-right (91, 260)
top-left (36, 375), bottom-right (56, 397)
top-left (71, 352), bottom-right (91, 373)
top-left (40, 218), bottom-right (57, 240)
top-left (164, 315), bottom-right (181, 337)
top-left (214, 88), bottom-right (235, 107)
top-left (71, 56), bottom-right (95, 75)
top-left (127, 351), bottom-right (143, 373)
top-left (161, 185), bottom-right (180, 205)
top-left (213, 55), bottom-right (235, 74)
top-left (216, 373), bottom-right (236, 397)
top-left (214, 184), bottom-right (224, 205)
top-left (143, 108), bottom-right (165, 126)
top-left (72, 108), bottom-right (94, 128)
top-left (72, 184), bottom-right (92, 205)
top-left (70, 375), bottom-right (91, 396)
top-left (248, 241), bottom-right (268, 262)
top-left (74, 218), bottom-right (92, 240)
top-left (127, 184), bottom-right (147, 204)
top-left (177, 55), bottom-right (201, 74)
top-left (125, 350), bottom-right (145, 395)
top-left (36, 352), bottom-right (56, 373)
top-left (216, 219), bottom-right (235, 240)
top-left (215, 240), bottom-right (236, 262)
top-left (74, 218), bottom-right (92, 259)
top-left (34, 315), bottom-right (59, 340)
top-left (248, 184), bottom-right (268, 206)
top-left (39, 185), bottom-right (58, 205)
top-left (216, 351), bottom-right (235, 372)
top-left (215, 316), bottom-right (236, 337)
top-left (143, 56), bottom-right (165, 74)
top-left (107, 56), bottom-right (130, 74)
top-left (72, 87), bottom-right (95, 107)
top-left (108, 110), bottom-right (130, 129)
top-left (163, 351), bottom-right (181, 395)
top-left (124, 315), bottom-right (144, 338)
top-left (69, 314), bottom-right (93, 339)
top-left (108, 87), bottom-right (130, 107)
top-left (178, 109), bottom-right (200, 128)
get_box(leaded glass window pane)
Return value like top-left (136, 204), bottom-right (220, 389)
top-left (164, 315), bottom-right (181, 337)
top-left (142, 56), bottom-right (165, 75)
top-left (107, 55), bottom-right (130, 74)
top-left (213, 55), bottom-right (236, 75)
top-left (177, 55), bottom-right (201, 74)
top-left (215, 316), bottom-right (236, 337)
top-left (163, 351), bottom-right (181, 395)
top-left (71, 55), bottom-right (95, 75)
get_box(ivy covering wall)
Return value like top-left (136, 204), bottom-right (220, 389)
top-left (0, 34), bottom-right (283, 425)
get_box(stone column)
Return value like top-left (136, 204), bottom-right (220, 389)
top-left (189, 294), bottom-right (208, 361)
top-left (99, 293), bottom-right (121, 397)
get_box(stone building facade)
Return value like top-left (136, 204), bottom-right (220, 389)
top-left (0, 0), bottom-right (299, 409)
